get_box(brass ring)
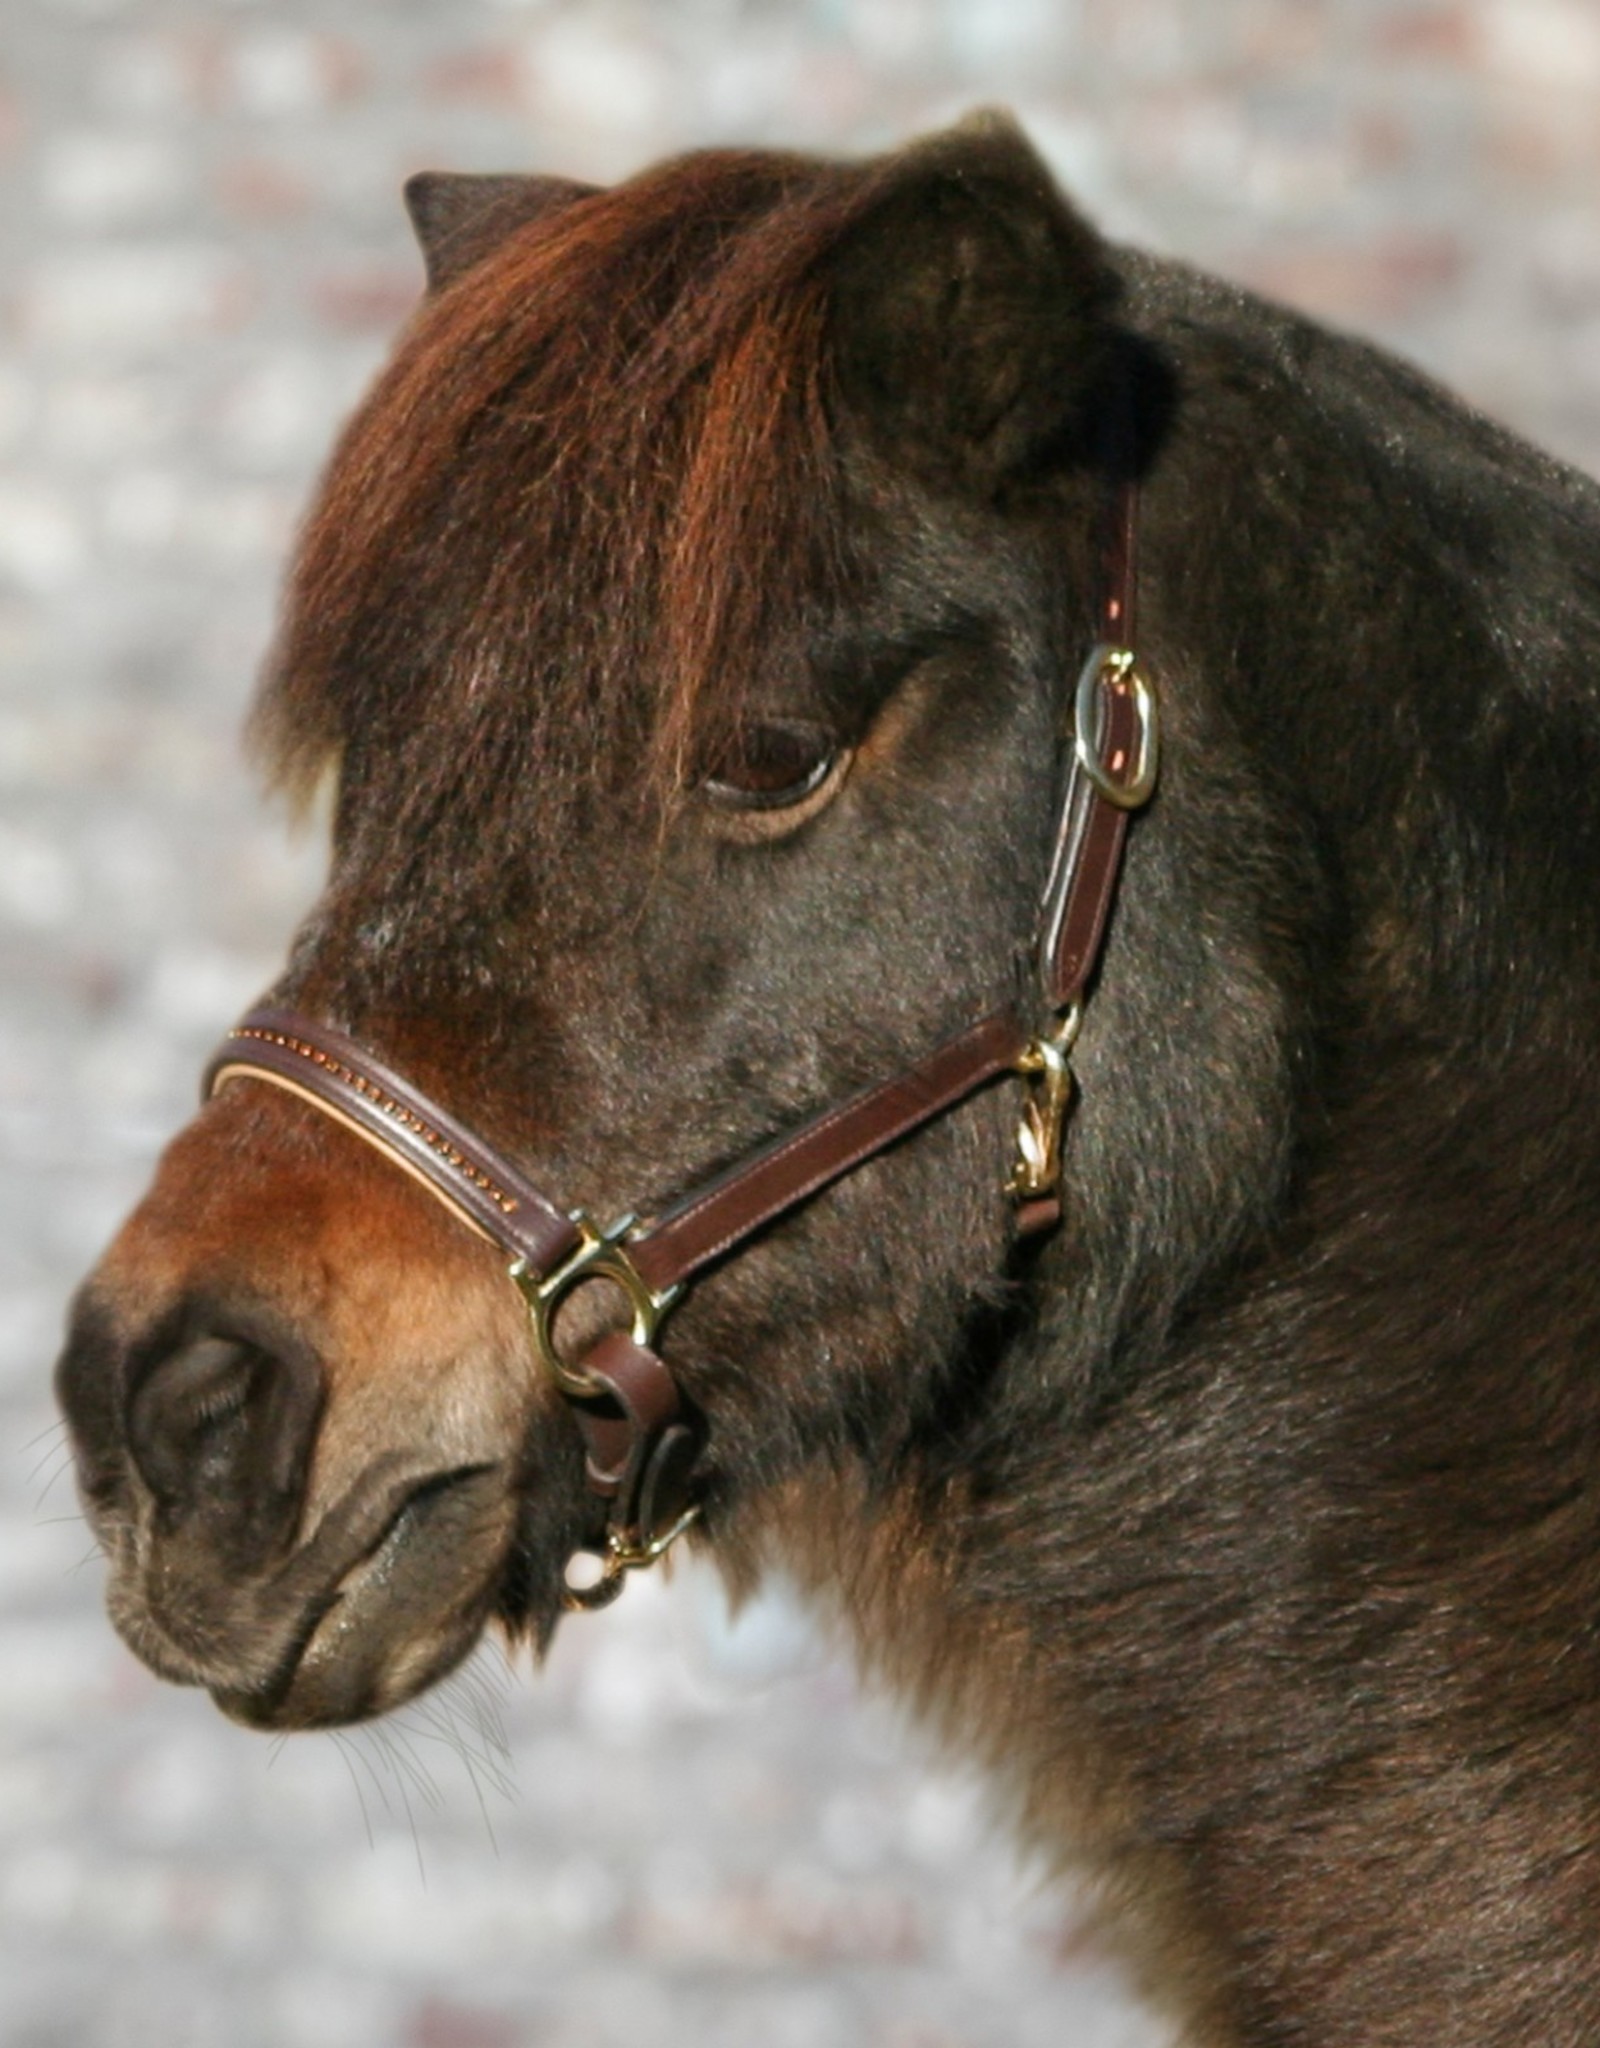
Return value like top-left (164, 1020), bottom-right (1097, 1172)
top-left (559, 1505), bottom-right (701, 1612)
top-left (510, 1216), bottom-right (680, 1401)
top-left (1073, 644), bottom-right (1160, 810)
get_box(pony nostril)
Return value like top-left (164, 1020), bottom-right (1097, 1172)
top-left (127, 1336), bottom-right (259, 1505)
top-left (125, 1333), bottom-right (325, 1559)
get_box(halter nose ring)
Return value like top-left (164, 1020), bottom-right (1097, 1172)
top-left (510, 1214), bottom-right (681, 1401)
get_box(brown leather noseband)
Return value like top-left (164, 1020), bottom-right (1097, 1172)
top-left (204, 470), bottom-right (1158, 1609)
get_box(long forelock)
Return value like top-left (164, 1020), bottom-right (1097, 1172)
top-left (252, 148), bottom-right (878, 890)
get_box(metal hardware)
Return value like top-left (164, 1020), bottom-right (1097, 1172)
top-left (560, 1505), bottom-right (702, 1612)
top-left (515, 1218), bottom-right (693, 1611)
top-left (1007, 1004), bottom-right (1083, 1201)
top-left (510, 1215), bottom-right (681, 1401)
top-left (1074, 643), bottom-right (1160, 810)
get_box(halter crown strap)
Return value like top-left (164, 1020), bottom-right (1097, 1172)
top-left (1037, 427), bottom-right (1150, 1006)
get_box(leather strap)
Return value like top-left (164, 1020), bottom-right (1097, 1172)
top-left (1038, 457), bottom-right (1141, 1006)
top-left (1037, 676), bottom-right (1141, 1005)
top-left (628, 1010), bottom-right (1029, 1294)
top-left (203, 1002), bottom-right (1030, 1560)
top-left (570, 1331), bottom-right (697, 1548)
top-left (1104, 439), bottom-right (1139, 647)
top-left (204, 1010), bottom-right (582, 1274)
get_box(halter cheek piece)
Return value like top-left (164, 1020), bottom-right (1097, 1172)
top-left (203, 461), bottom-right (1158, 1611)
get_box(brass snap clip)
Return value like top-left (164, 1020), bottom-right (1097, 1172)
top-left (561, 1506), bottom-right (702, 1613)
top-left (1008, 1003), bottom-right (1083, 1202)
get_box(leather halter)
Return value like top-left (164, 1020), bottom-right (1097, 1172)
top-left (203, 452), bottom-right (1158, 1609)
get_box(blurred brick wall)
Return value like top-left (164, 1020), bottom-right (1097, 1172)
top-left (2, 5), bottom-right (1596, 2047)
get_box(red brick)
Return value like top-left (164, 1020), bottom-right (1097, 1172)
top-left (1488, 91), bottom-right (1600, 182)
top-left (632, 1875), bottom-right (924, 1967)
top-left (1238, 230), bottom-right (1465, 324)
top-left (1356, 111), bottom-right (1412, 175)
top-left (216, 157), bottom-right (315, 224)
top-left (422, 47), bottom-right (526, 109)
top-left (220, 30), bottom-right (365, 117)
top-left (1236, 6), bottom-right (1333, 69)
top-left (1374, 7), bottom-right (1478, 64)
top-left (309, 265), bottom-right (421, 335)
top-left (407, 1999), bottom-right (520, 2048)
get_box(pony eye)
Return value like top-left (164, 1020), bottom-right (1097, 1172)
top-left (701, 719), bottom-right (841, 813)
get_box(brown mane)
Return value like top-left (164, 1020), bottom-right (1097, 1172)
top-left (252, 145), bottom-right (901, 878)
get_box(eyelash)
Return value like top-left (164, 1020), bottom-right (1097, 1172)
top-left (700, 720), bottom-right (842, 813)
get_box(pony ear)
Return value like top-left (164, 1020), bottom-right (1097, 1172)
top-left (830, 114), bottom-right (1117, 493)
top-left (402, 172), bottom-right (598, 293)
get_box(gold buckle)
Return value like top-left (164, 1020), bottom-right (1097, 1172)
top-left (1074, 644), bottom-right (1159, 810)
top-left (1008, 1004), bottom-right (1082, 1201)
top-left (509, 1215), bottom-right (681, 1400)
top-left (561, 1507), bottom-right (702, 1612)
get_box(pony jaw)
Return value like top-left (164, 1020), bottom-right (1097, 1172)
top-left (213, 1463), bottom-right (518, 1730)
top-left (93, 1446), bottom-right (519, 1730)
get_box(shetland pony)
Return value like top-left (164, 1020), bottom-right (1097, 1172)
top-left (58, 116), bottom-right (1600, 2045)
